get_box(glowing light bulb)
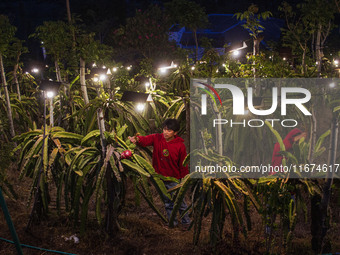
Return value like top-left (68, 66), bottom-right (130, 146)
top-left (99, 74), bottom-right (107, 81)
top-left (46, 91), bottom-right (54, 98)
top-left (233, 50), bottom-right (240, 57)
top-left (136, 103), bottom-right (145, 112)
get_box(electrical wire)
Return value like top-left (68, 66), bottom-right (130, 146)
top-left (0, 237), bottom-right (77, 255)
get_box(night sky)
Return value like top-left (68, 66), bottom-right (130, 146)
top-left (0, 0), bottom-right (338, 64)
top-left (0, 0), bottom-right (294, 40)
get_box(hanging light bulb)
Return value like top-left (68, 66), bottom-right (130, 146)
top-left (99, 74), bottom-right (107, 81)
top-left (233, 50), bottom-right (240, 57)
top-left (136, 103), bottom-right (145, 112)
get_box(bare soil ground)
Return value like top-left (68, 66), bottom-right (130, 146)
top-left (1, 166), bottom-right (340, 255)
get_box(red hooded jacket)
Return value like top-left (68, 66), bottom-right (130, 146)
top-left (271, 128), bottom-right (302, 167)
top-left (137, 133), bottom-right (189, 179)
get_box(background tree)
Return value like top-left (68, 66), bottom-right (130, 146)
top-left (279, 1), bottom-right (313, 75)
top-left (166, 0), bottom-right (209, 62)
top-left (31, 20), bottom-right (74, 128)
top-left (336, 0), bottom-right (340, 11)
top-left (300, 0), bottom-right (336, 76)
top-left (7, 38), bottom-right (28, 101)
top-left (76, 31), bottom-right (112, 105)
top-left (110, 6), bottom-right (175, 63)
top-left (31, 20), bottom-right (74, 83)
top-left (0, 15), bottom-right (17, 138)
top-left (235, 4), bottom-right (272, 56)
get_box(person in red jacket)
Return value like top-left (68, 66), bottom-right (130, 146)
top-left (128, 119), bottom-right (190, 228)
top-left (271, 128), bottom-right (307, 168)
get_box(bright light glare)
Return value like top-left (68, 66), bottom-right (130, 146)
top-left (145, 82), bottom-right (150, 87)
top-left (102, 66), bottom-right (106, 69)
top-left (283, 57), bottom-right (286, 61)
top-left (334, 60), bottom-right (339, 65)
top-left (46, 91), bottom-right (54, 98)
top-left (191, 66), bottom-right (195, 70)
top-left (32, 68), bottom-right (39, 73)
top-left (146, 94), bottom-right (153, 102)
top-left (99, 74), bottom-right (107, 81)
top-left (329, 83), bottom-right (336, 88)
top-left (93, 77), bottom-right (99, 82)
top-left (127, 66), bottom-right (131, 71)
top-left (159, 68), bottom-right (167, 74)
top-left (113, 67), bottom-right (117, 72)
top-left (233, 50), bottom-right (240, 57)
top-left (92, 63), bottom-right (97, 67)
top-left (136, 103), bottom-right (145, 112)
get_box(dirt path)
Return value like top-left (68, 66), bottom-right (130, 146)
top-left (1, 166), bottom-right (340, 254)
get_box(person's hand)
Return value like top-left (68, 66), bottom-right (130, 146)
top-left (128, 136), bottom-right (138, 144)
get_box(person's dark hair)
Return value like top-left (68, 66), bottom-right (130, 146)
top-left (162, 119), bottom-right (180, 132)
